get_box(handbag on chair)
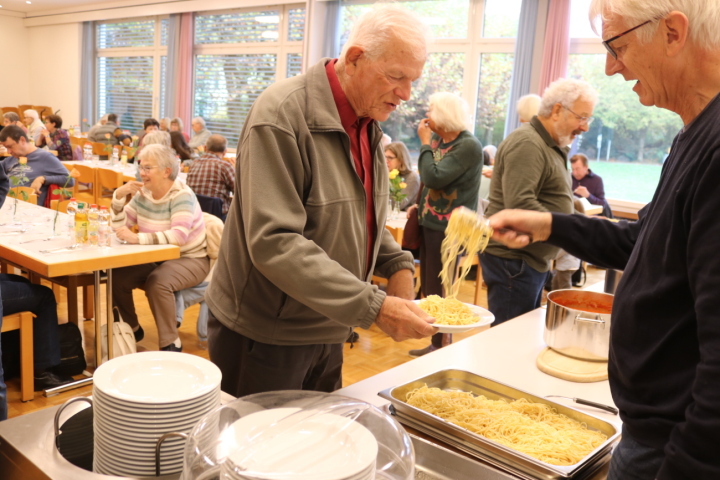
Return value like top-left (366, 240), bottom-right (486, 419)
top-left (401, 182), bottom-right (424, 250)
top-left (101, 308), bottom-right (137, 362)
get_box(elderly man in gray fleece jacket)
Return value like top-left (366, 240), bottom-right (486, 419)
top-left (205, 4), bottom-right (437, 397)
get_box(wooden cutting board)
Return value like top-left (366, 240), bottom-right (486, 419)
top-left (536, 347), bottom-right (608, 383)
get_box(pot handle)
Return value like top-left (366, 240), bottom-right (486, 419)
top-left (574, 314), bottom-right (606, 326)
top-left (54, 397), bottom-right (93, 449)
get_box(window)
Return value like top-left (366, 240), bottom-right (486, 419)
top-left (96, 17), bottom-right (168, 133)
top-left (569, 0), bottom-right (681, 203)
top-left (193, 5), bottom-right (305, 146)
top-left (340, 0), bottom-right (521, 150)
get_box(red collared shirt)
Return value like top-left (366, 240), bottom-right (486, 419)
top-left (326, 59), bottom-right (376, 275)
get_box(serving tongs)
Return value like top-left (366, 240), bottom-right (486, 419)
top-left (544, 395), bottom-right (618, 415)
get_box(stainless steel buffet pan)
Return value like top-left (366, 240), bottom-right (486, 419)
top-left (379, 369), bottom-right (620, 480)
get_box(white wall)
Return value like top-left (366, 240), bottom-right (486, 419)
top-left (0, 15), bottom-right (30, 108)
top-left (27, 23), bottom-right (82, 128)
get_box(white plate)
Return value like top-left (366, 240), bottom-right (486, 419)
top-left (413, 299), bottom-right (495, 333)
top-left (223, 407), bottom-right (378, 480)
top-left (93, 390), bottom-right (219, 420)
top-left (92, 384), bottom-right (219, 410)
top-left (93, 351), bottom-right (221, 404)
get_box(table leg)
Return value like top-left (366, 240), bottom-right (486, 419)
top-left (106, 269), bottom-right (113, 361)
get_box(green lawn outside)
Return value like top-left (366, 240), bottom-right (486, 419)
top-left (587, 161), bottom-right (662, 204)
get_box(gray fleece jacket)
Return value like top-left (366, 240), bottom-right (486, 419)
top-left (205, 59), bottom-right (415, 346)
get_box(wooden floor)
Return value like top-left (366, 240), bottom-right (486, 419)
top-left (6, 264), bottom-right (607, 419)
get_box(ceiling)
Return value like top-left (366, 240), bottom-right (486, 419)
top-left (0, 0), bottom-right (180, 16)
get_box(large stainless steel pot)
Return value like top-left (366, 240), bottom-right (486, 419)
top-left (545, 290), bottom-right (613, 361)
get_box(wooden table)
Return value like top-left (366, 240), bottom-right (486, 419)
top-left (0, 200), bottom-right (179, 369)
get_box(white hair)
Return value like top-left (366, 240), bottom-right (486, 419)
top-left (589, 0), bottom-right (720, 49)
top-left (483, 145), bottom-right (497, 159)
top-left (428, 92), bottom-right (470, 132)
top-left (516, 94), bottom-right (541, 123)
top-left (338, 4), bottom-right (429, 66)
top-left (138, 144), bottom-right (180, 180)
top-left (24, 109), bottom-right (39, 120)
top-left (192, 117), bottom-right (206, 128)
top-left (142, 130), bottom-right (171, 147)
top-left (538, 79), bottom-right (599, 117)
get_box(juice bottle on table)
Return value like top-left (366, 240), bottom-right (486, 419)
top-left (74, 202), bottom-right (88, 245)
top-left (87, 204), bottom-right (99, 246)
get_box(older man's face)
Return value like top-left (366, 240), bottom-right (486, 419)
top-left (571, 161), bottom-right (589, 181)
top-left (2, 137), bottom-right (29, 157)
top-left (191, 120), bottom-right (203, 133)
top-left (603, 14), bottom-right (664, 108)
top-left (343, 39), bottom-right (425, 122)
top-left (553, 98), bottom-right (594, 148)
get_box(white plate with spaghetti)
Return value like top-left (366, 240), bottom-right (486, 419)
top-left (413, 297), bottom-right (495, 333)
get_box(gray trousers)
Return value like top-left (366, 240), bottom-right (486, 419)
top-left (112, 256), bottom-right (210, 348)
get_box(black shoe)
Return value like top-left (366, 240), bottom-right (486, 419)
top-left (160, 343), bottom-right (182, 352)
top-left (346, 331), bottom-right (360, 343)
top-left (134, 325), bottom-right (145, 342)
top-left (34, 371), bottom-right (75, 391)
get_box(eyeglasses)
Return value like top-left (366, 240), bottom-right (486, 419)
top-left (563, 106), bottom-right (594, 126)
top-left (138, 165), bottom-right (159, 172)
top-left (602, 19), bottom-right (652, 59)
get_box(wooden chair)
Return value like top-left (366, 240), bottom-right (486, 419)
top-left (92, 142), bottom-right (112, 159)
top-left (1, 106), bottom-right (20, 116)
top-left (9, 187), bottom-right (38, 205)
top-left (69, 136), bottom-right (85, 149)
top-left (95, 168), bottom-right (123, 208)
top-left (70, 164), bottom-right (95, 204)
top-left (32, 105), bottom-right (53, 119)
top-left (2, 312), bottom-right (34, 402)
top-left (17, 104), bottom-right (33, 115)
top-left (49, 199), bottom-right (72, 213)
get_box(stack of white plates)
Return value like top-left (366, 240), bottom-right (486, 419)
top-left (92, 351), bottom-right (221, 477)
top-left (221, 407), bottom-right (378, 480)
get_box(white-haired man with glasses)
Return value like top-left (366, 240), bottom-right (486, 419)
top-left (480, 78), bottom-right (597, 325)
top-left (486, 1), bottom-right (720, 478)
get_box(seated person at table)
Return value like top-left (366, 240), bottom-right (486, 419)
top-left (187, 134), bottom-right (235, 219)
top-left (159, 117), bottom-right (171, 132)
top-left (170, 131), bottom-right (194, 164)
top-left (110, 144), bottom-right (208, 352)
top-left (2, 113), bottom-right (26, 131)
top-left (88, 113), bottom-right (120, 145)
top-left (571, 153), bottom-right (612, 218)
top-left (384, 142), bottom-right (419, 211)
top-left (23, 110), bottom-right (44, 144)
top-left (169, 117), bottom-right (190, 143)
top-left (0, 125), bottom-right (74, 206)
top-left (188, 117), bottom-right (212, 151)
top-left (37, 114), bottom-right (73, 160)
top-left (138, 118), bottom-right (159, 147)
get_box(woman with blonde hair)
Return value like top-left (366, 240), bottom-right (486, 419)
top-left (384, 142), bottom-right (420, 211)
top-left (170, 117), bottom-right (190, 142)
top-left (409, 92), bottom-right (483, 357)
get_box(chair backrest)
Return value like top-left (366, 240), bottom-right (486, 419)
top-left (92, 142), bottom-right (111, 156)
top-left (70, 136), bottom-right (86, 149)
top-left (10, 186), bottom-right (38, 205)
top-left (96, 168), bottom-right (124, 208)
top-left (32, 105), bottom-right (53, 119)
top-left (1, 106), bottom-right (20, 116)
top-left (50, 199), bottom-right (72, 213)
top-left (71, 164), bottom-right (96, 203)
top-left (195, 194), bottom-right (224, 221)
top-left (17, 104), bottom-right (33, 114)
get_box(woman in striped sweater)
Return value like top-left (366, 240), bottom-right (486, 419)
top-left (111, 144), bottom-right (209, 352)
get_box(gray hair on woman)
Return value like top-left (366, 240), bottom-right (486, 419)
top-left (385, 142), bottom-right (413, 175)
top-left (516, 94), bottom-right (541, 123)
top-left (589, 0), bottom-right (720, 49)
top-left (142, 130), bottom-right (171, 147)
top-left (428, 92), bottom-right (470, 132)
top-left (170, 117), bottom-right (184, 130)
top-left (138, 144), bottom-right (180, 180)
top-left (338, 4), bottom-right (429, 65)
top-left (538, 78), bottom-right (598, 118)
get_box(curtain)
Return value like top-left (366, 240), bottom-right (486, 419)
top-left (164, 14), bottom-right (181, 120)
top-left (176, 12), bottom-right (195, 134)
top-left (503, 0), bottom-right (540, 138)
top-left (323, 0), bottom-right (342, 58)
top-left (80, 21), bottom-right (96, 130)
top-left (537, 0), bottom-right (571, 94)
